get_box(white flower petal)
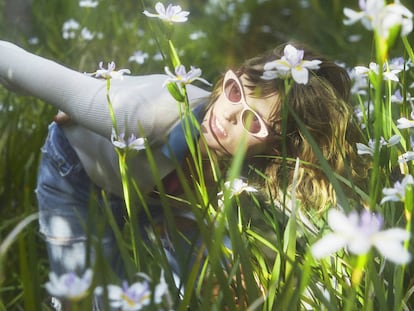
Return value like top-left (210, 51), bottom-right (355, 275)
top-left (343, 8), bottom-right (365, 25)
top-left (302, 59), bottom-right (322, 70)
top-left (397, 117), bottom-right (414, 129)
top-left (372, 229), bottom-right (411, 264)
top-left (386, 135), bottom-right (401, 146)
top-left (311, 233), bottom-right (347, 259)
top-left (261, 70), bottom-right (279, 80)
top-left (399, 151), bottom-right (414, 163)
top-left (107, 285), bottom-right (123, 300)
top-left (128, 137), bottom-right (146, 151)
top-left (348, 236), bottom-right (371, 254)
top-left (356, 142), bottom-right (374, 156)
top-left (291, 67), bottom-right (309, 84)
top-left (327, 209), bottom-right (355, 234)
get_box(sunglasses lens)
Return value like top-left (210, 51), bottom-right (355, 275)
top-left (242, 110), bottom-right (262, 134)
top-left (223, 71), bottom-right (268, 138)
top-left (224, 79), bottom-right (242, 102)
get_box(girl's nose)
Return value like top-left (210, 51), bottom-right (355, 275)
top-left (223, 104), bottom-right (242, 124)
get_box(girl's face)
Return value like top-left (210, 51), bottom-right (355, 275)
top-left (201, 70), bottom-right (279, 157)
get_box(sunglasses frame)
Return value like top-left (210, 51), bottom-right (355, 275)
top-left (222, 70), bottom-right (269, 138)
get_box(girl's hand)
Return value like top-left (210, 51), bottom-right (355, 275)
top-left (53, 110), bottom-right (72, 125)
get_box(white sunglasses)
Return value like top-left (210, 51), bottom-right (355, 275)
top-left (222, 70), bottom-right (269, 138)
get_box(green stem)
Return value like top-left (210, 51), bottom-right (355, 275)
top-left (105, 78), bottom-right (138, 266)
top-left (369, 33), bottom-right (387, 208)
top-left (117, 151), bottom-right (138, 266)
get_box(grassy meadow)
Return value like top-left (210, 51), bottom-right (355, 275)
top-left (0, 0), bottom-right (414, 310)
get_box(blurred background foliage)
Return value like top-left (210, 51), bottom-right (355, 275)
top-left (0, 0), bottom-right (413, 309)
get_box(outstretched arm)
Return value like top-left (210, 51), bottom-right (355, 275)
top-left (0, 41), bottom-right (209, 143)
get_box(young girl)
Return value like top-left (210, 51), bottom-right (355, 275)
top-left (0, 40), bottom-right (365, 290)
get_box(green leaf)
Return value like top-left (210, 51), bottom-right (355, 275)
top-left (168, 40), bottom-right (181, 68)
top-left (166, 82), bottom-right (185, 102)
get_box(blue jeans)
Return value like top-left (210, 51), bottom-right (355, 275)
top-left (36, 123), bottom-right (127, 276)
top-left (36, 123), bottom-right (202, 280)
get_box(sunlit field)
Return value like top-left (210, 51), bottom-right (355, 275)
top-left (1, 0), bottom-right (414, 310)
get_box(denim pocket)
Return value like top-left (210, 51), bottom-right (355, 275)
top-left (41, 122), bottom-right (82, 177)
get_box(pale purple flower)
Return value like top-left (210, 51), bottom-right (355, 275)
top-left (391, 89), bottom-right (404, 103)
top-left (354, 100), bottom-right (374, 129)
top-left (62, 19), bottom-right (80, 40)
top-left (354, 61), bottom-right (402, 82)
top-left (349, 67), bottom-right (369, 95)
top-left (164, 65), bottom-right (211, 87)
top-left (218, 178), bottom-right (258, 198)
top-left (343, 0), bottom-right (384, 30)
top-left (397, 111), bottom-right (414, 129)
top-left (356, 135), bottom-right (400, 156)
top-left (261, 44), bottom-right (321, 85)
top-left (153, 271), bottom-right (168, 304)
top-left (399, 151), bottom-right (414, 163)
top-left (79, 0), bottom-right (99, 8)
top-left (80, 27), bottom-right (94, 41)
top-left (381, 174), bottom-right (414, 204)
top-left (143, 2), bottom-right (189, 23)
top-left (389, 57), bottom-right (408, 72)
top-left (189, 30), bottom-right (207, 40)
top-left (377, 2), bottom-right (413, 38)
top-left (392, 89), bottom-right (414, 104)
top-left (111, 129), bottom-right (146, 151)
top-left (128, 51), bottom-right (149, 65)
top-left (343, 0), bottom-right (413, 39)
top-left (45, 269), bottom-right (93, 301)
top-left (103, 281), bottom-right (151, 310)
top-left (95, 272), bottom-right (168, 310)
top-left (94, 61), bottom-right (131, 80)
top-left (311, 209), bottom-right (411, 265)
top-left (153, 52), bottom-right (163, 62)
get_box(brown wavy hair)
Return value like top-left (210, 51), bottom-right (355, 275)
top-left (209, 42), bottom-right (368, 211)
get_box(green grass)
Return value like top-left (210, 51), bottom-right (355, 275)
top-left (1, 0), bottom-right (414, 310)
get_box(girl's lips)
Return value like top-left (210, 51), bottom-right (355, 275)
top-left (210, 113), bottom-right (227, 139)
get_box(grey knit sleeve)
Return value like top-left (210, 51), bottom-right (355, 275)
top-left (0, 41), bottom-right (210, 143)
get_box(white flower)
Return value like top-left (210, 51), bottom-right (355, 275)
top-left (392, 89), bottom-right (414, 104)
top-left (143, 2), bottom-right (190, 23)
top-left (261, 44), bottom-right (321, 85)
top-left (397, 111), bottom-right (414, 129)
top-left (45, 269), bottom-right (93, 301)
top-left (376, 2), bottom-right (413, 38)
top-left (95, 272), bottom-right (168, 310)
top-left (80, 27), bottom-right (95, 41)
top-left (381, 174), bottom-right (414, 204)
top-left (153, 270), bottom-right (169, 304)
top-left (62, 19), bottom-right (80, 40)
top-left (79, 0), bottom-right (99, 8)
top-left (399, 151), bottom-right (414, 163)
top-left (311, 209), bottom-right (411, 265)
top-left (356, 135), bottom-right (400, 156)
top-left (218, 178), bottom-right (258, 198)
top-left (105, 281), bottom-right (151, 310)
top-left (343, 0), bottom-right (413, 39)
top-left (111, 129), bottom-right (146, 151)
top-left (189, 30), bottom-right (207, 40)
top-left (391, 89), bottom-right (404, 103)
top-left (164, 65), bottom-right (211, 87)
top-left (128, 51), bottom-right (149, 65)
top-left (94, 61), bottom-right (131, 80)
top-left (343, 0), bottom-right (384, 30)
top-left (354, 61), bottom-right (402, 82)
top-left (349, 67), bottom-right (369, 95)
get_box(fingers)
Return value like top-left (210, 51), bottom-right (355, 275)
top-left (53, 110), bottom-right (72, 125)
